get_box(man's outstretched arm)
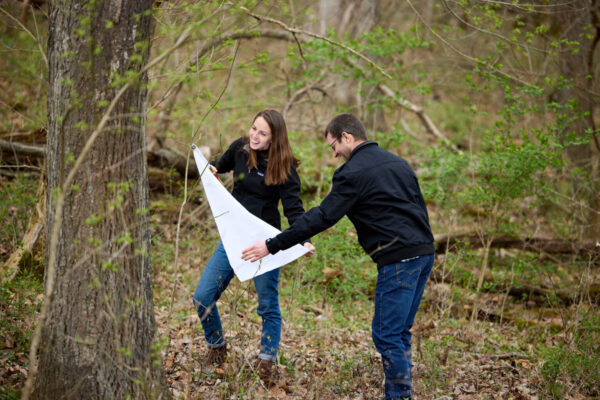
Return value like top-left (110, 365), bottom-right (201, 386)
top-left (241, 240), bottom-right (315, 263)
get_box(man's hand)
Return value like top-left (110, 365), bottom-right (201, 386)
top-left (303, 242), bottom-right (315, 257)
top-left (241, 241), bottom-right (269, 262)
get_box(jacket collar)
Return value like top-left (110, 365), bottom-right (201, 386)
top-left (347, 140), bottom-right (377, 162)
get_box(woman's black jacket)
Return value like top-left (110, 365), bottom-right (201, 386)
top-left (214, 138), bottom-right (306, 232)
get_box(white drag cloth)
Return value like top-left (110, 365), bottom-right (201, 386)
top-left (192, 144), bottom-right (307, 281)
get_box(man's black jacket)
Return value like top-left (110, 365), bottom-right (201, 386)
top-left (215, 138), bottom-right (306, 231)
top-left (266, 141), bottom-right (435, 267)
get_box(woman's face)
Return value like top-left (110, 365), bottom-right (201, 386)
top-left (248, 116), bottom-right (272, 151)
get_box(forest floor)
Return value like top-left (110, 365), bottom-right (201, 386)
top-left (149, 202), bottom-right (598, 400)
top-left (1, 188), bottom-right (598, 400)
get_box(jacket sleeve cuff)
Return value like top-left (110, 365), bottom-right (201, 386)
top-left (265, 237), bottom-right (281, 255)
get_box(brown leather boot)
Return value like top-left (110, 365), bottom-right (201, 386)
top-left (255, 358), bottom-right (277, 387)
top-left (202, 344), bottom-right (227, 368)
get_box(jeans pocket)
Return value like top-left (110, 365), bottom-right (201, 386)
top-left (395, 262), bottom-right (421, 288)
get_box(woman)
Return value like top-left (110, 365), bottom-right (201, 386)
top-left (193, 109), bottom-right (314, 385)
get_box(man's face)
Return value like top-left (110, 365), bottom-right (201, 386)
top-left (326, 132), bottom-right (351, 161)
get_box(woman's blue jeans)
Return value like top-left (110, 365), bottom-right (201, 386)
top-left (372, 254), bottom-right (434, 400)
top-left (192, 242), bottom-right (281, 361)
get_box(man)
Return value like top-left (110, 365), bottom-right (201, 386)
top-left (242, 113), bottom-right (435, 400)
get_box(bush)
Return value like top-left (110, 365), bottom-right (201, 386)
top-left (540, 311), bottom-right (600, 399)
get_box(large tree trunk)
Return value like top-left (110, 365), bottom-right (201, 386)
top-left (34, 0), bottom-right (165, 398)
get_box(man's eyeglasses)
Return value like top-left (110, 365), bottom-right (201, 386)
top-left (327, 138), bottom-right (338, 152)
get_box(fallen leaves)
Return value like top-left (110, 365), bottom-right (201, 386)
top-left (321, 266), bottom-right (343, 284)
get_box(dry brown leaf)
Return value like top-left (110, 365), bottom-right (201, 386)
top-left (322, 267), bottom-right (343, 283)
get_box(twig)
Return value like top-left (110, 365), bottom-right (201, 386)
top-left (378, 84), bottom-right (461, 153)
top-left (163, 38), bottom-right (240, 360)
top-left (472, 352), bottom-right (532, 360)
top-left (440, 0), bottom-right (550, 54)
top-left (150, 28), bottom-right (297, 143)
top-left (0, 6), bottom-right (48, 67)
top-left (283, 83), bottom-right (333, 118)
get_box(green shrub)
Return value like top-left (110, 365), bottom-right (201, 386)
top-left (0, 174), bottom-right (39, 253)
top-left (540, 311), bottom-right (600, 399)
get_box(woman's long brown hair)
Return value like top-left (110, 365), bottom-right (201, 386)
top-left (246, 109), bottom-right (299, 185)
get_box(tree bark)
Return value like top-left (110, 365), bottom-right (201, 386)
top-left (35, 0), bottom-right (165, 398)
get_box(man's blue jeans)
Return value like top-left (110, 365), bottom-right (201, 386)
top-left (372, 254), bottom-right (434, 400)
top-left (192, 242), bottom-right (281, 361)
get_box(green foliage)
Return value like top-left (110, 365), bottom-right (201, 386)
top-left (1, 2), bottom-right (598, 398)
top-left (285, 26), bottom-right (431, 95)
top-left (0, 386), bottom-right (20, 400)
top-left (540, 312), bottom-right (600, 399)
top-left (289, 130), bottom-right (335, 193)
top-left (0, 27), bottom-right (46, 132)
top-left (0, 270), bottom-right (42, 396)
top-left (281, 213), bottom-right (375, 313)
top-left (419, 338), bottom-right (449, 392)
top-left (421, 69), bottom-right (570, 239)
top-left (0, 271), bottom-right (41, 350)
top-left (0, 175), bottom-right (39, 252)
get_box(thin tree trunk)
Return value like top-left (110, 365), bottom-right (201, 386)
top-left (471, 236), bottom-right (493, 322)
top-left (34, 0), bottom-right (165, 398)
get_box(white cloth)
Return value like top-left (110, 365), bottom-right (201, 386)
top-left (192, 145), bottom-right (308, 281)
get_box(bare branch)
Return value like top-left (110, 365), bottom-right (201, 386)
top-left (283, 83), bottom-right (334, 118)
top-left (240, 6), bottom-right (392, 80)
top-left (377, 84), bottom-right (461, 153)
top-left (164, 37), bottom-right (241, 361)
top-left (406, 0), bottom-right (536, 88)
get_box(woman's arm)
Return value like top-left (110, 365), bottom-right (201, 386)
top-left (212, 138), bottom-right (242, 173)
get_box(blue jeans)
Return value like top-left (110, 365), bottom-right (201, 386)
top-left (372, 254), bottom-right (434, 400)
top-left (192, 242), bottom-right (281, 361)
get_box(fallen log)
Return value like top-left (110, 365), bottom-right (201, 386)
top-left (148, 147), bottom-right (199, 179)
top-left (0, 139), bottom-right (45, 156)
top-left (0, 128), bottom-right (47, 143)
top-left (435, 233), bottom-right (599, 258)
top-left (0, 139), bottom-right (206, 181)
top-left (429, 268), bottom-right (600, 306)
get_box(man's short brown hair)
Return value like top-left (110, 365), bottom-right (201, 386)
top-left (324, 113), bottom-right (368, 141)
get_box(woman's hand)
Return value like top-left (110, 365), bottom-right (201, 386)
top-left (303, 242), bottom-right (315, 257)
top-left (208, 164), bottom-right (223, 182)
